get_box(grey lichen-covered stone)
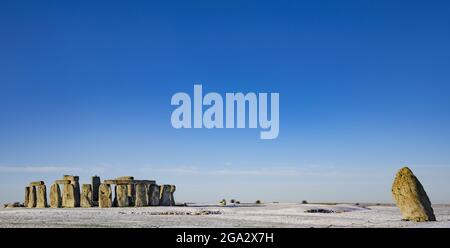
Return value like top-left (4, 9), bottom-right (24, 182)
top-left (135, 183), bottom-right (148, 207)
top-left (159, 185), bottom-right (176, 206)
top-left (62, 183), bottom-right (76, 208)
top-left (115, 184), bottom-right (129, 207)
top-left (24, 186), bottom-right (30, 208)
top-left (92, 176), bottom-right (101, 203)
top-left (392, 167), bottom-right (436, 222)
top-left (148, 184), bottom-right (160, 206)
top-left (36, 184), bottom-right (47, 208)
top-left (99, 183), bottom-right (112, 208)
top-left (81, 184), bottom-right (93, 208)
top-left (27, 186), bottom-right (36, 208)
top-left (50, 183), bottom-right (62, 208)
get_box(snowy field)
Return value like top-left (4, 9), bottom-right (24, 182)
top-left (1, 203), bottom-right (450, 228)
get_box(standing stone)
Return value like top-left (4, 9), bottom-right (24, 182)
top-left (81, 184), bottom-right (93, 208)
top-left (63, 175), bottom-right (80, 207)
top-left (127, 184), bottom-right (136, 206)
top-left (36, 184), bottom-right (47, 208)
top-left (72, 181), bottom-right (80, 207)
top-left (113, 185), bottom-right (118, 207)
top-left (99, 183), bottom-right (112, 208)
top-left (392, 167), bottom-right (436, 222)
top-left (92, 176), bottom-right (101, 204)
top-left (148, 184), bottom-right (160, 206)
top-left (24, 186), bottom-right (30, 207)
top-left (159, 185), bottom-right (176, 206)
top-left (62, 184), bottom-right (76, 208)
top-left (115, 184), bottom-right (129, 207)
top-left (135, 184), bottom-right (148, 207)
top-left (27, 186), bottom-right (36, 208)
top-left (50, 183), bottom-right (62, 208)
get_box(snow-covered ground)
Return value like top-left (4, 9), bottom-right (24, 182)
top-left (1, 203), bottom-right (449, 228)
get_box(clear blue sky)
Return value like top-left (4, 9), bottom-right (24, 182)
top-left (1, 0), bottom-right (450, 204)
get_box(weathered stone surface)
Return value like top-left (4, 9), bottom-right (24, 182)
top-left (36, 185), bottom-right (47, 208)
top-left (60, 175), bottom-right (80, 207)
top-left (159, 185), bottom-right (176, 206)
top-left (392, 167), bottom-right (436, 222)
top-left (136, 180), bottom-right (156, 184)
top-left (127, 184), bottom-right (135, 206)
top-left (24, 186), bottom-right (30, 207)
top-left (103, 179), bottom-right (131, 185)
top-left (103, 179), bottom-right (156, 185)
top-left (135, 180), bottom-right (156, 185)
top-left (116, 176), bottom-right (134, 180)
top-left (73, 181), bottom-right (81, 208)
top-left (148, 184), bottom-right (160, 206)
top-left (62, 184), bottom-right (76, 208)
top-left (55, 179), bottom-right (71, 184)
top-left (135, 184), bottom-right (148, 207)
top-left (4, 202), bottom-right (21, 208)
top-left (63, 175), bottom-right (79, 181)
top-left (113, 185), bottom-right (118, 207)
top-left (50, 183), bottom-right (62, 208)
top-left (27, 186), bottom-right (36, 208)
top-left (99, 183), bottom-right (112, 208)
top-left (92, 176), bottom-right (101, 203)
top-left (81, 184), bottom-right (93, 208)
top-left (115, 184), bottom-right (129, 207)
top-left (30, 181), bottom-right (45, 186)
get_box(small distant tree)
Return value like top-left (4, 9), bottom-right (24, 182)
top-left (230, 199), bottom-right (236, 203)
top-left (302, 200), bottom-right (308, 204)
top-left (235, 201), bottom-right (240, 204)
top-left (219, 199), bottom-right (226, 206)
top-left (255, 200), bottom-right (261, 204)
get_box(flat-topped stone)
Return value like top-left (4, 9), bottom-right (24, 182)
top-left (103, 179), bottom-right (156, 185)
top-left (135, 180), bottom-right (156, 184)
top-left (30, 181), bottom-right (45, 186)
top-left (103, 179), bottom-right (132, 185)
top-left (116, 176), bottom-right (134, 180)
top-left (63, 175), bottom-right (79, 181)
top-left (55, 179), bottom-right (72, 184)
